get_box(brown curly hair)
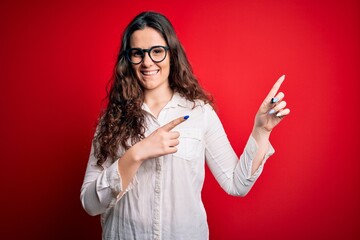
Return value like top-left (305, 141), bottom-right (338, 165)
top-left (94, 11), bottom-right (214, 168)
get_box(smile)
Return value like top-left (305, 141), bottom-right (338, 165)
top-left (141, 70), bottom-right (159, 76)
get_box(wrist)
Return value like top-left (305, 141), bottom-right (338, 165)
top-left (251, 126), bottom-right (271, 143)
top-left (128, 141), bottom-right (146, 162)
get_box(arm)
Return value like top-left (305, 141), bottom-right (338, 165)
top-left (251, 75), bottom-right (290, 174)
top-left (205, 107), bottom-right (274, 197)
top-left (80, 116), bottom-right (189, 216)
top-left (205, 75), bottom-right (290, 196)
top-left (80, 146), bottom-right (128, 216)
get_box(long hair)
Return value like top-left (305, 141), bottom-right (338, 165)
top-left (94, 11), bottom-right (213, 168)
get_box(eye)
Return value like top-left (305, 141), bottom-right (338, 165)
top-left (151, 47), bottom-right (165, 55)
top-left (130, 49), bottom-right (143, 57)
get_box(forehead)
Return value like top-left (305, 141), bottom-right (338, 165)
top-left (130, 27), bottom-right (166, 48)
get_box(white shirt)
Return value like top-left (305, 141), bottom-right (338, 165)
top-left (80, 92), bottom-right (274, 240)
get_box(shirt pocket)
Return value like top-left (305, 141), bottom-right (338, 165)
top-left (174, 128), bottom-right (202, 161)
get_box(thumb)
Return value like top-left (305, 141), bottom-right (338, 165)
top-left (161, 115), bottom-right (189, 132)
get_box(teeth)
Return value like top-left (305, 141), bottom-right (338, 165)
top-left (142, 70), bottom-right (158, 76)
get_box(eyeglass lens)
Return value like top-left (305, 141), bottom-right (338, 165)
top-left (128, 46), bottom-right (167, 64)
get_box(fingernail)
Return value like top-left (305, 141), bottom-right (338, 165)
top-left (184, 115), bottom-right (189, 120)
top-left (269, 109), bottom-right (276, 115)
top-left (280, 74), bottom-right (286, 80)
top-left (276, 112), bottom-right (282, 117)
top-left (271, 97), bottom-right (279, 103)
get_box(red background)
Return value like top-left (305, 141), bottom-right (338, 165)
top-left (1, 0), bottom-right (359, 239)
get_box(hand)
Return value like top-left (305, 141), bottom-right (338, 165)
top-left (134, 116), bottom-right (189, 161)
top-left (253, 75), bottom-right (290, 135)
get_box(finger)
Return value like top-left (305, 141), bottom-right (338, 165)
top-left (270, 92), bottom-right (285, 104)
top-left (269, 101), bottom-right (287, 114)
top-left (167, 146), bottom-right (178, 154)
top-left (168, 131), bottom-right (180, 139)
top-left (266, 75), bottom-right (285, 101)
top-left (276, 108), bottom-right (290, 118)
top-left (168, 139), bottom-right (180, 147)
top-left (161, 115), bottom-right (189, 132)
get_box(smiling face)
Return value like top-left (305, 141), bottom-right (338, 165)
top-left (129, 27), bottom-right (171, 94)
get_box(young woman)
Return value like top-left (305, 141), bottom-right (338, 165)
top-left (81, 11), bottom-right (290, 240)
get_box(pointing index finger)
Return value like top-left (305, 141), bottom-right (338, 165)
top-left (162, 115), bottom-right (189, 132)
top-left (267, 75), bottom-right (285, 100)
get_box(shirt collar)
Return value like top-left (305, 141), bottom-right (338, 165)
top-left (167, 92), bottom-right (190, 108)
top-left (141, 91), bottom-right (198, 114)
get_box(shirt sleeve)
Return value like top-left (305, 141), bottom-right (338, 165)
top-left (80, 143), bottom-right (137, 216)
top-left (204, 105), bottom-right (275, 196)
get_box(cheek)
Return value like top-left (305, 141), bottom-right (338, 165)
top-left (162, 59), bottom-right (171, 74)
top-left (162, 65), bottom-right (170, 79)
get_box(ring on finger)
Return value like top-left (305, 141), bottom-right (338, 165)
top-left (271, 97), bottom-right (279, 104)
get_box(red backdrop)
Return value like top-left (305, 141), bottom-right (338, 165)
top-left (1, 0), bottom-right (359, 239)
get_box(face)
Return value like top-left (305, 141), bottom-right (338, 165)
top-left (129, 27), bottom-right (171, 93)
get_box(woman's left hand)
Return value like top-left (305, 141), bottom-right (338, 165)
top-left (253, 75), bottom-right (290, 135)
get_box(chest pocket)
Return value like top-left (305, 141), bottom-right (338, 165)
top-left (174, 128), bottom-right (202, 160)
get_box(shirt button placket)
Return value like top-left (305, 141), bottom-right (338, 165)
top-left (153, 157), bottom-right (162, 240)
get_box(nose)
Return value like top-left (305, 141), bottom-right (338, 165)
top-left (142, 52), bottom-right (153, 66)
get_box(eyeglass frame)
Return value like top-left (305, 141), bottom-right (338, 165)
top-left (125, 45), bottom-right (170, 65)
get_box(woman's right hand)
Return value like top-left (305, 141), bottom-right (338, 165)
top-left (132, 116), bottom-right (189, 162)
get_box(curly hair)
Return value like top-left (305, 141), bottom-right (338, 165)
top-left (94, 11), bottom-right (214, 168)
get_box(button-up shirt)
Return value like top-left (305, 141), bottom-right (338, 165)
top-left (81, 92), bottom-right (274, 240)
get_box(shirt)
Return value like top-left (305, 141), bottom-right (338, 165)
top-left (80, 92), bottom-right (275, 240)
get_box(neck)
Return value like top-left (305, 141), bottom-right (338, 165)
top-left (144, 86), bottom-right (173, 118)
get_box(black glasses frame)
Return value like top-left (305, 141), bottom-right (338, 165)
top-left (125, 45), bottom-right (170, 65)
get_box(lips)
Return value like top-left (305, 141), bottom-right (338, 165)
top-left (140, 70), bottom-right (159, 76)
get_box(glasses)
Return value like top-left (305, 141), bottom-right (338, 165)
top-left (125, 45), bottom-right (169, 65)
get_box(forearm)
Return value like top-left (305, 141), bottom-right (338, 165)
top-left (250, 127), bottom-right (272, 175)
top-left (80, 144), bottom-right (144, 216)
top-left (117, 143), bottom-right (144, 193)
top-left (80, 159), bottom-right (123, 216)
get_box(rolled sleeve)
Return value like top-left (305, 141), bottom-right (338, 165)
top-left (104, 160), bottom-right (122, 197)
top-left (80, 145), bottom-right (137, 216)
top-left (204, 105), bottom-right (275, 196)
top-left (106, 161), bottom-right (138, 200)
top-left (242, 135), bottom-right (275, 180)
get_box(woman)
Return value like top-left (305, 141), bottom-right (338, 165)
top-left (81, 11), bottom-right (290, 240)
